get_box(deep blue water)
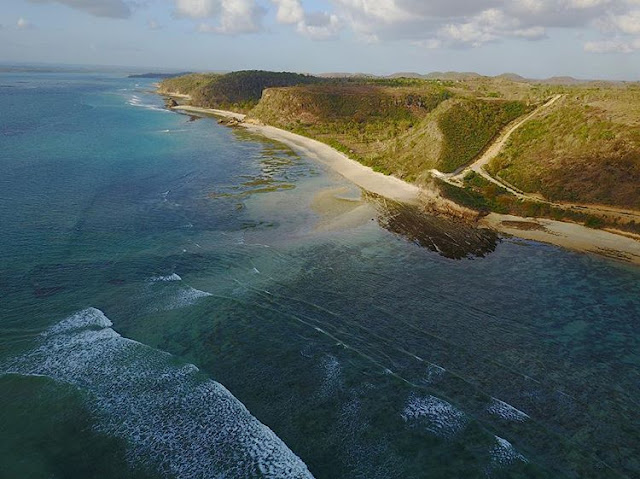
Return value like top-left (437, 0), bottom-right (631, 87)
top-left (1, 71), bottom-right (639, 479)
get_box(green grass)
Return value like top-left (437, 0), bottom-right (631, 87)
top-left (437, 99), bottom-right (530, 173)
top-left (436, 172), bottom-right (640, 234)
top-left (487, 97), bottom-right (640, 209)
top-left (160, 71), bottom-right (322, 113)
top-left (159, 73), bottom-right (219, 95)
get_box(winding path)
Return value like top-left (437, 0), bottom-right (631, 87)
top-left (431, 94), bottom-right (562, 192)
top-left (430, 95), bottom-right (640, 223)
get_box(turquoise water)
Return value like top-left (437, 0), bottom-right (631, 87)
top-left (1, 71), bottom-right (639, 479)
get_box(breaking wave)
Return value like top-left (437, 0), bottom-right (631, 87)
top-left (1, 308), bottom-right (314, 479)
top-left (401, 394), bottom-right (467, 438)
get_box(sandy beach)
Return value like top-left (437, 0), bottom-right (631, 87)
top-left (481, 214), bottom-right (640, 265)
top-left (172, 105), bottom-right (421, 204)
top-left (167, 100), bottom-right (640, 266)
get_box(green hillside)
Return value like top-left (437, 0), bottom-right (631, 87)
top-left (159, 70), bottom-right (321, 113)
top-left (159, 71), bottom-right (640, 217)
top-left (487, 91), bottom-right (640, 209)
top-left (249, 84), bottom-right (452, 180)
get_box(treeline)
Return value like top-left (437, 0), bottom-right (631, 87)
top-left (160, 71), bottom-right (323, 113)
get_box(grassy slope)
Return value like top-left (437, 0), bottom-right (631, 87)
top-left (437, 99), bottom-right (531, 173)
top-left (437, 172), bottom-right (637, 232)
top-left (487, 89), bottom-right (640, 209)
top-left (158, 73), bottom-right (219, 96)
top-left (249, 82), bottom-right (530, 183)
top-left (159, 71), bottom-right (321, 113)
top-left (250, 84), bottom-right (453, 181)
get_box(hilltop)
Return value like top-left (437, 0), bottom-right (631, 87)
top-left (159, 71), bottom-right (640, 234)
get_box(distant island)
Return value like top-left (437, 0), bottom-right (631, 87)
top-left (157, 70), bottom-right (640, 262)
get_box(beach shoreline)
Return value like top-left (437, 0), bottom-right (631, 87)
top-left (172, 105), bottom-right (422, 205)
top-left (166, 97), bottom-right (640, 266)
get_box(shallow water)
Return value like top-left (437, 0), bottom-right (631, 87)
top-left (1, 71), bottom-right (639, 479)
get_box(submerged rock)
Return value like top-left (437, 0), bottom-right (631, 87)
top-left (367, 193), bottom-right (499, 259)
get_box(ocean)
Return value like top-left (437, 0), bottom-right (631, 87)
top-left (1, 70), bottom-right (639, 479)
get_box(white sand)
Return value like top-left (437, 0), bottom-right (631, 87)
top-left (244, 123), bottom-right (422, 205)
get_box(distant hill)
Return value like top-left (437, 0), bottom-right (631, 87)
top-left (159, 70), bottom-right (323, 113)
top-left (318, 72), bottom-right (378, 79)
top-left (387, 72), bottom-right (428, 79)
top-left (540, 76), bottom-right (583, 85)
top-left (495, 73), bottom-right (527, 82)
top-left (128, 72), bottom-right (192, 79)
top-left (425, 72), bottom-right (485, 81)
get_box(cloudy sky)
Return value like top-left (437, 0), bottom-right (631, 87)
top-left (1, 0), bottom-right (639, 79)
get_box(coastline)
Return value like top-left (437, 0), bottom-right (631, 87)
top-left (172, 105), bottom-right (422, 205)
top-left (166, 97), bottom-right (640, 266)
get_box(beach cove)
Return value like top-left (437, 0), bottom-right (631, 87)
top-left (169, 100), bottom-right (640, 267)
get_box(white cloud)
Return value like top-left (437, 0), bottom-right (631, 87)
top-left (30, 0), bottom-right (634, 53)
top-left (433, 8), bottom-right (546, 47)
top-left (215, 0), bottom-right (265, 34)
top-left (296, 11), bottom-right (341, 40)
top-left (272, 0), bottom-right (304, 24)
top-left (174, 0), bottom-right (219, 19)
top-left (318, 0), bottom-right (640, 52)
top-left (270, 0), bottom-right (341, 40)
top-left (192, 0), bottom-right (265, 34)
top-left (27, 0), bottom-right (131, 18)
top-left (584, 38), bottom-right (634, 51)
top-left (175, 0), bottom-right (265, 34)
top-left (602, 9), bottom-right (640, 33)
top-left (587, 6), bottom-right (640, 53)
top-left (568, 0), bottom-right (611, 8)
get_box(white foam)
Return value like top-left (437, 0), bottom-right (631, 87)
top-left (150, 273), bottom-right (182, 282)
top-left (318, 355), bottom-right (341, 399)
top-left (401, 394), bottom-right (467, 438)
top-left (164, 287), bottom-right (213, 310)
top-left (489, 435), bottom-right (528, 468)
top-left (127, 95), bottom-right (168, 112)
top-left (487, 398), bottom-right (530, 422)
top-left (2, 308), bottom-right (314, 479)
top-left (146, 273), bottom-right (213, 310)
top-left (46, 307), bottom-right (112, 336)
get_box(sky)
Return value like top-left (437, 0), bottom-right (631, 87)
top-left (1, 0), bottom-right (639, 79)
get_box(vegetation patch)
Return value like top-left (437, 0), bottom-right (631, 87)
top-left (488, 92), bottom-right (640, 209)
top-left (437, 172), bottom-right (640, 235)
top-left (160, 71), bottom-right (322, 113)
top-left (250, 84), bottom-right (452, 180)
top-left (437, 99), bottom-right (530, 173)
